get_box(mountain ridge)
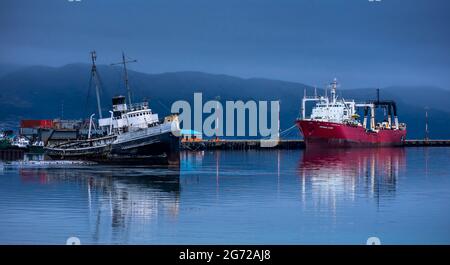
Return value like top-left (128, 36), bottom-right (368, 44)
top-left (0, 63), bottom-right (449, 139)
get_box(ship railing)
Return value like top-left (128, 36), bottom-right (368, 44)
top-left (303, 95), bottom-right (320, 99)
top-left (116, 122), bottom-right (172, 142)
top-left (48, 135), bottom-right (116, 148)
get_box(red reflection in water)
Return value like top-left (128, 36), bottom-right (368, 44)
top-left (19, 169), bottom-right (48, 184)
top-left (300, 147), bottom-right (405, 175)
top-left (298, 147), bottom-right (406, 201)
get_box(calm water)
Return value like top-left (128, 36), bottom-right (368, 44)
top-left (0, 148), bottom-right (449, 244)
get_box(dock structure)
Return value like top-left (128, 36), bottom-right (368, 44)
top-left (1, 140), bottom-right (449, 159)
top-left (0, 149), bottom-right (25, 160)
top-left (181, 139), bottom-right (450, 150)
top-left (403, 140), bottom-right (450, 147)
top-left (181, 139), bottom-right (305, 150)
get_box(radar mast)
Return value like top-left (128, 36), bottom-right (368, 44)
top-left (111, 52), bottom-right (137, 106)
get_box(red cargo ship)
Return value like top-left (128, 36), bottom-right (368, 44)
top-left (296, 79), bottom-right (407, 147)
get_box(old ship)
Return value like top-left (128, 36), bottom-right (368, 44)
top-left (45, 52), bottom-right (180, 165)
top-left (296, 79), bottom-right (407, 147)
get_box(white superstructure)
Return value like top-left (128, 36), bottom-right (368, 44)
top-left (301, 79), bottom-right (365, 125)
top-left (98, 95), bottom-right (161, 134)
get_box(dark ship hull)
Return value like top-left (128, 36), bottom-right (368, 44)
top-left (45, 130), bottom-right (180, 166)
top-left (108, 131), bottom-right (180, 166)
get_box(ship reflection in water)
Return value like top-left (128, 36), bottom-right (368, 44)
top-left (12, 166), bottom-right (180, 244)
top-left (0, 147), bottom-right (449, 244)
top-left (298, 148), bottom-right (405, 207)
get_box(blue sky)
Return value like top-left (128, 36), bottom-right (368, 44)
top-left (1, 0), bottom-right (449, 88)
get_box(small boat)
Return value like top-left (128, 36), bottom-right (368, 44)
top-left (28, 141), bottom-right (45, 154)
top-left (2, 160), bottom-right (97, 169)
top-left (11, 137), bottom-right (30, 149)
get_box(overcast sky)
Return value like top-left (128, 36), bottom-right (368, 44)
top-left (1, 0), bottom-right (449, 88)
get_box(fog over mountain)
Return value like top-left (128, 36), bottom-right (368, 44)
top-left (1, 0), bottom-right (450, 88)
top-left (2, 1), bottom-right (449, 139)
top-left (0, 63), bottom-right (449, 139)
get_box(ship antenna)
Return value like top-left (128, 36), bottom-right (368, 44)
top-left (425, 106), bottom-right (429, 140)
top-left (376, 88), bottom-right (380, 103)
top-left (111, 52), bottom-right (137, 106)
top-left (90, 51), bottom-right (103, 119)
top-left (61, 100), bottom-right (64, 119)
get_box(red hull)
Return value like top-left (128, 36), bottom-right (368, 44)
top-left (296, 119), bottom-right (406, 147)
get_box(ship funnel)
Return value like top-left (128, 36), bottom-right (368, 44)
top-left (112, 95), bottom-right (127, 112)
top-left (387, 105), bottom-right (392, 128)
top-left (363, 107), bottom-right (368, 129)
top-left (393, 103), bottom-right (399, 129)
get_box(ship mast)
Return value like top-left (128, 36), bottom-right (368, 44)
top-left (90, 51), bottom-right (103, 119)
top-left (330, 78), bottom-right (338, 103)
top-left (111, 52), bottom-right (137, 106)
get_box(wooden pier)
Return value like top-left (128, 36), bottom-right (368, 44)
top-left (1, 140), bottom-right (449, 158)
top-left (181, 139), bottom-right (305, 150)
top-left (0, 149), bottom-right (25, 160)
top-left (181, 139), bottom-right (450, 150)
top-left (403, 139), bottom-right (450, 147)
